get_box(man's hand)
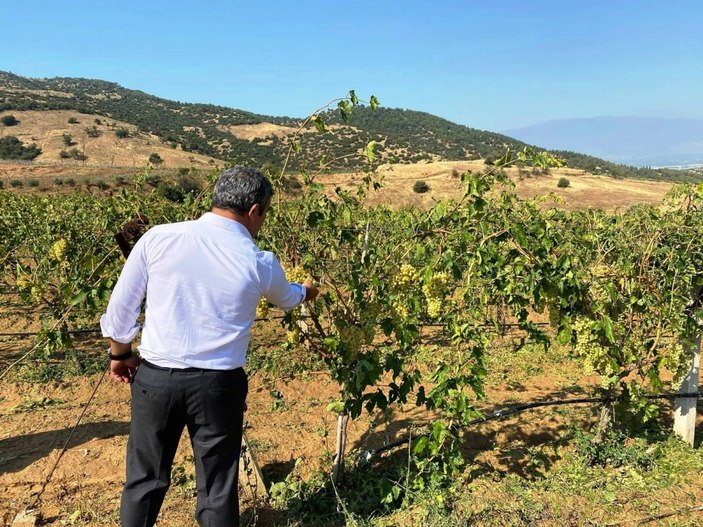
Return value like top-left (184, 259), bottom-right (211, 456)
top-left (111, 354), bottom-right (140, 383)
top-left (303, 279), bottom-right (319, 302)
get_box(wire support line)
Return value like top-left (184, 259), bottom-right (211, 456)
top-left (26, 367), bottom-right (108, 512)
top-left (0, 319), bottom-right (550, 339)
top-left (359, 391), bottom-right (703, 464)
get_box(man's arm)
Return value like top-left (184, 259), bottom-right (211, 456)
top-left (101, 235), bottom-right (149, 382)
top-left (109, 339), bottom-right (140, 383)
top-left (261, 254), bottom-right (318, 309)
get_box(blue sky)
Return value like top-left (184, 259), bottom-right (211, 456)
top-left (2, 0), bottom-right (702, 131)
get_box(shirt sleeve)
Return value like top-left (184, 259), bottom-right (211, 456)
top-left (100, 233), bottom-right (149, 343)
top-left (259, 252), bottom-right (306, 311)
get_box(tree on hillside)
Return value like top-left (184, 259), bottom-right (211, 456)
top-left (115, 127), bottom-right (129, 139)
top-left (148, 152), bottom-right (163, 165)
top-left (62, 134), bottom-right (74, 146)
top-left (1, 115), bottom-right (18, 126)
top-left (85, 125), bottom-right (102, 138)
top-left (0, 136), bottom-right (41, 160)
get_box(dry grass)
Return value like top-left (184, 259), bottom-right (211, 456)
top-left (0, 110), bottom-right (675, 210)
top-left (318, 160), bottom-right (673, 211)
top-left (0, 110), bottom-right (219, 168)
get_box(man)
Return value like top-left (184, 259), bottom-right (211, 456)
top-left (101, 166), bottom-right (318, 527)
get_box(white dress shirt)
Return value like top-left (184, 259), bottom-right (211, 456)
top-left (100, 212), bottom-right (305, 369)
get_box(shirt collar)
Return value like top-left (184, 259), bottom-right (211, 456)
top-left (199, 212), bottom-right (253, 240)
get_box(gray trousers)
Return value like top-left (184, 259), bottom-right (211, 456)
top-left (120, 361), bottom-right (248, 527)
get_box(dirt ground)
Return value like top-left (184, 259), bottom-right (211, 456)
top-left (2, 314), bottom-right (701, 526)
top-left (0, 316), bottom-right (594, 526)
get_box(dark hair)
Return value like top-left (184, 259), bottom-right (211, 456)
top-left (212, 166), bottom-right (273, 215)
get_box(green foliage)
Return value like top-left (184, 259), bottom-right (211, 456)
top-left (65, 177), bottom-right (75, 186)
top-left (67, 117), bottom-right (78, 124)
top-left (115, 127), bottom-right (129, 139)
top-left (0, 136), bottom-right (41, 160)
top-left (62, 133), bottom-right (73, 146)
top-left (574, 425), bottom-right (656, 469)
top-left (413, 180), bottom-right (430, 193)
top-left (1, 114), bottom-right (18, 126)
top-left (557, 177), bottom-right (570, 188)
top-left (148, 152), bottom-right (163, 165)
top-left (54, 178), bottom-right (64, 185)
top-left (28, 179), bottom-right (39, 187)
top-left (9, 178), bottom-right (23, 188)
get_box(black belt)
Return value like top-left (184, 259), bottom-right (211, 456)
top-left (141, 359), bottom-right (243, 373)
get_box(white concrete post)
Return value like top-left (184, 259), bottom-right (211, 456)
top-left (673, 336), bottom-right (701, 446)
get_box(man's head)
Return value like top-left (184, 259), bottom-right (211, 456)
top-left (211, 166), bottom-right (273, 236)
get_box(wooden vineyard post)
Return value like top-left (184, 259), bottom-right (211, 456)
top-left (239, 432), bottom-right (268, 500)
top-left (673, 288), bottom-right (703, 446)
top-left (332, 411), bottom-right (349, 485)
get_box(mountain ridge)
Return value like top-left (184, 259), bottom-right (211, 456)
top-left (1, 71), bottom-right (700, 182)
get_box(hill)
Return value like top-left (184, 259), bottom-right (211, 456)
top-left (0, 71), bottom-right (700, 182)
top-left (505, 116), bottom-right (703, 168)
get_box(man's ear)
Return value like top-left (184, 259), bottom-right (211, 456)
top-left (248, 202), bottom-right (260, 218)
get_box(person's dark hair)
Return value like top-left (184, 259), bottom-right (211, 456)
top-left (212, 166), bottom-right (273, 215)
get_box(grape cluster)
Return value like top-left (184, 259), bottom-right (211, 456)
top-left (16, 274), bottom-right (30, 289)
top-left (50, 238), bottom-right (68, 262)
top-left (338, 324), bottom-right (365, 361)
top-left (286, 327), bottom-right (301, 345)
top-left (422, 272), bottom-right (450, 319)
top-left (392, 264), bottom-right (419, 290)
top-left (256, 297), bottom-right (269, 319)
top-left (664, 342), bottom-right (688, 387)
top-left (284, 265), bottom-right (312, 284)
top-left (572, 317), bottom-right (617, 386)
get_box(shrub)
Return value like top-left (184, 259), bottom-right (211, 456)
top-left (148, 153), bottom-right (163, 165)
top-left (10, 179), bottom-right (23, 188)
top-left (68, 148), bottom-right (87, 161)
top-left (115, 128), bottom-right (129, 139)
top-left (54, 178), bottom-right (64, 186)
top-left (62, 134), bottom-right (73, 146)
top-left (28, 179), bottom-right (39, 187)
top-left (59, 150), bottom-right (70, 159)
top-left (85, 125), bottom-right (101, 138)
top-left (0, 136), bottom-right (41, 160)
top-left (115, 175), bottom-right (126, 185)
top-left (96, 179), bottom-right (108, 190)
top-left (68, 117), bottom-right (79, 124)
top-left (413, 180), bottom-right (430, 193)
top-left (94, 118), bottom-right (102, 125)
top-left (157, 182), bottom-right (184, 202)
top-left (451, 169), bottom-right (460, 178)
top-left (0, 180), bottom-right (4, 189)
top-left (557, 177), bottom-right (571, 188)
top-left (282, 176), bottom-right (302, 191)
top-left (1, 115), bottom-right (18, 126)
top-left (65, 178), bottom-right (76, 187)
top-left (177, 175), bottom-right (202, 196)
